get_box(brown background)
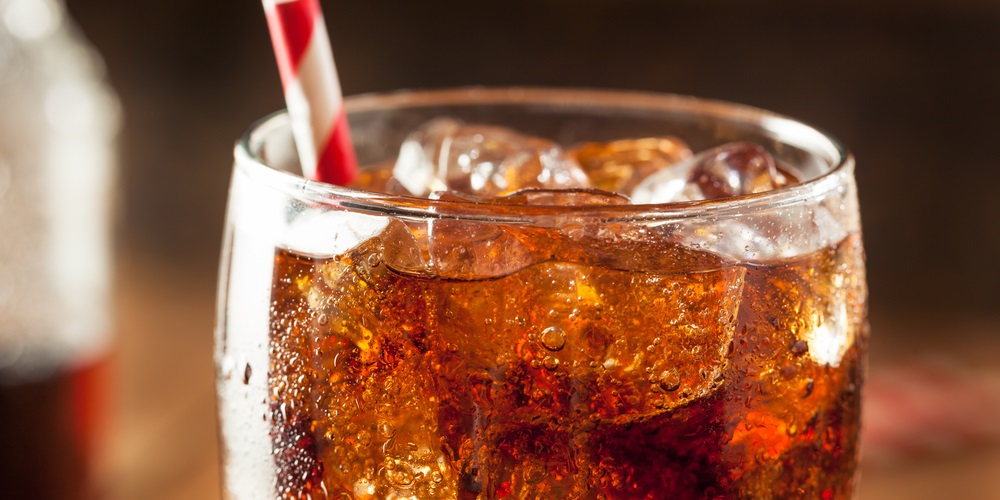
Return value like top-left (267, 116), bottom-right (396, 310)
top-left (61, 0), bottom-right (1000, 498)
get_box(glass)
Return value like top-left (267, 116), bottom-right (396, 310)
top-left (216, 88), bottom-right (867, 499)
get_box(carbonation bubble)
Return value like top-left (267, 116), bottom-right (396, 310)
top-left (540, 326), bottom-right (566, 351)
top-left (387, 466), bottom-right (415, 487)
top-left (657, 370), bottom-right (681, 392)
top-left (542, 356), bottom-right (559, 370)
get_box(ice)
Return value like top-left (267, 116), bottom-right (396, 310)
top-left (392, 118), bottom-right (461, 195)
top-left (281, 209), bottom-right (390, 257)
top-left (427, 217), bottom-right (541, 280)
top-left (658, 200), bottom-right (850, 262)
top-left (392, 119), bottom-right (591, 197)
top-left (630, 142), bottom-right (786, 204)
top-left (690, 142), bottom-right (787, 198)
top-left (628, 158), bottom-right (699, 204)
top-left (498, 188), bottom-right (630, 207)
top-left (570, 137), bottom-right (692, 193)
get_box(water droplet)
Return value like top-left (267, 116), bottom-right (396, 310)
top-left (802, 379), bottom-right (815, 398)
top-left (791, 340), bottom-right (808, 356)
top-left (378, 422), bottom-right (396, 438)
top-left (358, 430), bottom-right (372, 446)
top-left (540, 326), bottom-right (566, 351)
top-left (243, 363), bottom-right (252, 385)
top-left (656, 370), bottom-right (681, 392)
top-left (388, 465), bottom-right (415, 487)
top-left (542, 356), bottom-right (559, 370)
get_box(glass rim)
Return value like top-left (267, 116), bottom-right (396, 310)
top-left (235, 87), bottom-right (854, 223)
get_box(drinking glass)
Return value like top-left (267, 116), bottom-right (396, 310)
top-left (216, 88), bottom-right (866, 499)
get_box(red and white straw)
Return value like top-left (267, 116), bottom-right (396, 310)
top-left (263, 0), bottom-right (358, 185)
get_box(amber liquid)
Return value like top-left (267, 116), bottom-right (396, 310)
top-left (0, 357), bottom-right (106, 500)
top-left (266, 225), bottom-right (866, 499)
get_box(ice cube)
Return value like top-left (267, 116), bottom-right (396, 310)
top-left (570, 137), bottom-right (692, 193)
top-left (427, 219), bottom-right (540, 280)
top-left (630, 142), bottom-right (787, 204)
top-left (392, 119), bottom-right (591, 197)
top-left (392, 118), bottom-right (462, 196)
top-left (628, 157), bottom-right (701, 204)
top-left (498, 188), bottom-right (630, 207)
top-left (690, 142), bottom-right (787, 198)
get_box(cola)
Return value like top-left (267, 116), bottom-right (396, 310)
top-left (0, 357), bottom-right (106, 500)
top-left (259, 125), bottom-right (867, 497)
top-left (216, 92), bottom-right (867, 499)
top-left (266, 228), bottom-right (864, 499)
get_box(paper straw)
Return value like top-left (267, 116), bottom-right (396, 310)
top-left (263, 0), bottom-right (358, 185)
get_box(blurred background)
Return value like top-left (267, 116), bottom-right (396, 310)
top-left (3, 0), bottom-right (999, 498)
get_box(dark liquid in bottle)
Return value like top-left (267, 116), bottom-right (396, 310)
top-left (0, 356), bottom-right (105, 500)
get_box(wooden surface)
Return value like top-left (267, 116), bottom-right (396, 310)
top-left (107, 249), bottom-right (1000, 499)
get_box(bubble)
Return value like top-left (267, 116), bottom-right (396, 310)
top-left (431, 471), bottom-right (443, 483)
top-left (539, 326), bottom-right (566, 351)
top-left (542, 356), bottom-right (560, 370)
top-left (657, 370), bottom-right (681, 392)
top-left (366, 253), bottom-right (381, 268)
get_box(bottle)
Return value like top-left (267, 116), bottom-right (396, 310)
top-left (0, 0), bottom-right (119, 497)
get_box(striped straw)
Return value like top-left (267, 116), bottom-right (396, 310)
top-left (262, 0), bottom-right (358, 185)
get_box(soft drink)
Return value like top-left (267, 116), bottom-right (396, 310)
top-left (216, 89), bottom-right (867, 499)
top-left (265, 208), bottom-right (865, 499)
top-left (0, 357), bottom-right (106, 499)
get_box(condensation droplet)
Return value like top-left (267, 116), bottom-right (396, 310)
top-left (791, 340), bottom-right (808, 356)
top-left (378, 422), bottom-right (396, 438)
top-left (802, 379), bottom-right (815, 398)
top-left (357, 430), bottom-right (372, 446)
top-left (387, 465), bottom-right (414, 487)
top-left (540, 326), bottom-right (566, 351)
